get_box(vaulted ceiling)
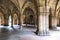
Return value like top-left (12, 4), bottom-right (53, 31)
top-left (47, 0), bottom-right (60, 17)
top-left (0, 0), bottom-right (60, 17)
top-left (39, 0), bottom-right (60, 17)
top-left (0, 0), bottom-right (18, 15)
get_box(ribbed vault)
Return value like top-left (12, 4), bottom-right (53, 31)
top-left (0, 0), bottom-right (19, 16)
top-left (47, 0), bottom-right (60, 17)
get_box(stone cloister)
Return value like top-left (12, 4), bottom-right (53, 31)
top-left (0, 0), bottom-right (60, 40)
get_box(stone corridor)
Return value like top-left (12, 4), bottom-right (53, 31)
top-left (0, 0), bottom-right (60, 40)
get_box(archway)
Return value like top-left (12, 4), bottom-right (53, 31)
top-left (23, 8), bottom-right (37, 28)
top-left (0, 12), bottom-right (4, 26)
top-left (13, 13), bottom-right (18, 25)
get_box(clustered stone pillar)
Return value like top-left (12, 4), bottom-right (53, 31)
top-left (20, 14), bottom-right (23, 30)
top-left (51, 16), bottom-right (57, 29)
top-left (37, 7), bottom-right (49, 36)
top-left (11, 16), bottom-right (13, 28)
top-left (18, 17), bottom-right (20, 25)
top-left (57, 18), bottom-right (59, 26)
top-left (18, 17), bottom-right (20, 29)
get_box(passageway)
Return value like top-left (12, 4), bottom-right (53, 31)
top-left (0, 0), bottom-right (60, 40)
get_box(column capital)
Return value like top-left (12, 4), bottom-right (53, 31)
top-left (40, 7), bottom-right (50, 16)
top-left (40, 12), bottom-right (49, 16)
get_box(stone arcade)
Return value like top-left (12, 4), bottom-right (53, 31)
top-left (0, 0), bottom-right (60, 40)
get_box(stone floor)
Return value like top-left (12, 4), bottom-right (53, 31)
top-left (0, 25), bottom-right (60, 40)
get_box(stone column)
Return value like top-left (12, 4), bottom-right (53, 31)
top-left (4, 17), bottom-right (8, 26)
top-left (37, 7), bottom-right (49, 36)
top-left (20, 14), bottom-right (23, 30)
top-left (57, 18), bottom-right (59, 26)
top-left (11, 16), bottom-right (13, 28)
top-left (18, 16), bottom-right (21, 29)
top-left (17, 0), bottom-right (23, 30)
top-left (18, 18), bottom-right (20, 25)
top-left (13, 18), bottom-right (14, 25)
top-left (38, 14), bottom-right (49, 36)
top-left (59, 18), bottom-right (60, 26)
top-left (51, 16), bottom-right (57, 29)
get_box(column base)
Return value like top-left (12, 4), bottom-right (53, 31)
top-left (37, 31), bottom-right (49, 36)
